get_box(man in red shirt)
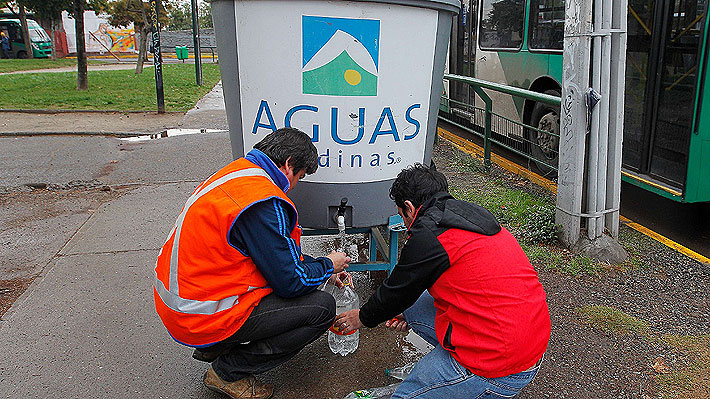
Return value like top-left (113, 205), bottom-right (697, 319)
top-left (336, 163), bottom-right (550, 398)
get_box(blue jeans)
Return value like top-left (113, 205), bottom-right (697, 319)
top-left (393, 292), bottom-right (541, 399)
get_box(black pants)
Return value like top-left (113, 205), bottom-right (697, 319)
top-left (211, 290), bottom-right (335, 382)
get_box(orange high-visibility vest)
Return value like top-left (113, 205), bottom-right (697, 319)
top-left (153, 158), bottom-right (302, 346)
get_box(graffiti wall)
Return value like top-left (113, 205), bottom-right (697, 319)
top-left (62, 11), bottom-right (136, 53)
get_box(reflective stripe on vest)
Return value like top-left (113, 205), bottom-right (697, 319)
top-left (155, 167), bottom-right (275, 315)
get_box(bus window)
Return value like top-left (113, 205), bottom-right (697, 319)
top-left (479, 0), bottom-right (525, 50)
top-left (528, 0), bottom-right (564, 50)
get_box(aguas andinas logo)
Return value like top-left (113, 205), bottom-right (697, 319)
top-left (302, 15), bottom-right (380, 96)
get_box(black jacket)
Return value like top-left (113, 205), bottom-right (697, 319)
top-left (359, 192), bottom-right (501, 327)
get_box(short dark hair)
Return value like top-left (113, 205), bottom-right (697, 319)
top-left (389, 163), bottom-right (449, 209)
top-left (253, 127), bottom-right (318, 175)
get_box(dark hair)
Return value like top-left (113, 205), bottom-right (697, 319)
top-left (389, 163), bottom-right (449, 209)
top-left (253, 127), bottom-right (318, 175)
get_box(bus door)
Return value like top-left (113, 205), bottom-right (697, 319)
top-left (476, 0), bottom-right (527, 137)
top-left (450, 0), bottom-right (478, 115)
top-left (623, 0), bottom-right (706, 189)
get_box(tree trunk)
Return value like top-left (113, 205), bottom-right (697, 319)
top-left (135, 27), bottom-right (149, 74)
top-left (135, 0), bottom-right (152, 74)
top-left (18, 6), bottom-right (34, 59)
top-left (74, 0), bottom-right (88, 90)
top-left (51, 17), bottom-right (57, 61)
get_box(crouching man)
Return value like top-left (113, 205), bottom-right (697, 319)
top-left (336, 163), bottom-right (550, 398)
top-left (154, 128), bottom-right (350, 399)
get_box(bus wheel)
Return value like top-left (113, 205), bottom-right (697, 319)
top-left (17, 51), bottom-right (28, 59)
top-left (529, 89), bottom-right (560, 177)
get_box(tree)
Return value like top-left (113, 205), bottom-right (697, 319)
top-left (16, 0), bottom-right (106, 88)
top-left (21, 0), bottom-right (71, 60)
top-left (18, 5), bottom-right (33, 59)
top-left (165, 1), bottom-right (190, 31)
top-left (107, 0), bottom-right (169, 74)
top-left (163, 0), bottom-right (211, 31)
top-left (0, 1), bottom-right (35, 59)
top-left (198, 1), bottom-right (211, 29)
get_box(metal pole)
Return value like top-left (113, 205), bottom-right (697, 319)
top-left (595, 0), bottom-right (613, 236)
top-left (473, 86), bottom-right (493, 170)
top-left (587, 0), bottom-right (603, 239)
top-left (605, 0), bottom-right (628, 238)
top-left (191, 0), bottom-right (203, 86)
top-left (150, 0), bottom-right (165, 114)
top-left (557, 0), bottom-right (593, 246)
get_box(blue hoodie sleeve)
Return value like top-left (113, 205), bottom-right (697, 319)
top-left (229, 198), bottom-right (334, 297)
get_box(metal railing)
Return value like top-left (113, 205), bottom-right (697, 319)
top-left (440, 74), bottom-right (562, 173)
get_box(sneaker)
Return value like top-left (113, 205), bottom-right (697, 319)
top-left (203, 366), bottom-right (274, 399)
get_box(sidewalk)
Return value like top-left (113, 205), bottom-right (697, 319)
top-left (0, 87), bottom-right (417, 398)
top-left (0, 63), bottom-right (153, 75)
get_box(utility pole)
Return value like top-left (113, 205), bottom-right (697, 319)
top-left (149, 0), bottom-right (165, 114)
top-left (557, 0), bottom-right (628, 263)
top-left (191, 0), bottom-right (203, 86)
top-left (74, 0), bottom-right (88, 90)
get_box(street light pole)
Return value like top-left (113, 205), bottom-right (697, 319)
top-left (150, 0), bottom-right (165, 114)
top-left (191, 0), bottom-right (203, 86)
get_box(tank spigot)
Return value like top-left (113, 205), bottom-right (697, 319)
top-left (337, 197), bottom-right (348, 218)
top-left (335, 198), bottom-right (348, 234)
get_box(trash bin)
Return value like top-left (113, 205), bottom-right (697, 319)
top-left (175, 46), bottom-right (189, 62)
top-left (212, 0), bottom-right (460, 229)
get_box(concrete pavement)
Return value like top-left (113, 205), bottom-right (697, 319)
top-left (0, 120), bottom-right (420, 398)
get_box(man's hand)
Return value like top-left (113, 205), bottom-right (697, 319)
top-left (326, 251), bottom-right (351, 273)
top-left (385, 314), bottom-right (409, 332)
top-left (334, 309), bottom-right (363, 334)
top-left (328, 271), bottom-right (352, 288)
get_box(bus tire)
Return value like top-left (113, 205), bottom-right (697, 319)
top-left (529, 89), bottom-right (560, 177)
top-left (17, 51), bottom-right (28, 59)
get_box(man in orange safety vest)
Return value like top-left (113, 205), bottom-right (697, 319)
top-left (154, 128), bottom-right (351, 399)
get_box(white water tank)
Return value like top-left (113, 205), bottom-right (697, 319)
top-left (212, 0), bottom-right (460, 228)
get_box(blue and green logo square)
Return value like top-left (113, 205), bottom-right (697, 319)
top-left (302, 15), bottom-right (380, 96)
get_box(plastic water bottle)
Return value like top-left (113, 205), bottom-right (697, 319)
top-left (385, 362), bottom-right (416, 380)
top-left (328, 282), bottom-right (360, 356)
top-left (343, 383), bottom-right (400, 399)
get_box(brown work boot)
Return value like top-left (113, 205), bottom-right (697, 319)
top-left (203, 366), bottom-right (274, 399)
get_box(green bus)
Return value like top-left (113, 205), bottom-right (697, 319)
top-left (0, 18), bottom-right (52, 58)
top-left (442, 0), bottom-right (710, 203)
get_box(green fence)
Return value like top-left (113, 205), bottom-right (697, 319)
top-left (439, 74), bottom-right (562, 174)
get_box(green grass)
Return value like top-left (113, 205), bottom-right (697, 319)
top-left (0, 63), bottom-right (221, 111)
top-left (0, 58), bottom-right (107, 74)
top-left (521, 242), bottom-right (601, 275)
top-left (576, 305), bottom-right (651, 336)
top-left (576, 304), bottom-right (709, 398)
top-left (451, 182), bottom-right (560, 243)
top-left (654, 334), bottom-right (710, 399)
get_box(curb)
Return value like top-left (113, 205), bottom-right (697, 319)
top-left (0, 109), bottom-right (184, 114)
top-left (0, 131), bottom-right (147, 137)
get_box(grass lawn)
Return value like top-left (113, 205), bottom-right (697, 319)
top-left (0, 58), bottom-right (107, 74)
top-left (0, 63), bottom-right (222, 111)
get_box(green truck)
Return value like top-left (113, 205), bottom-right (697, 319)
top-left (0, 18), bottom-right (52, 58)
